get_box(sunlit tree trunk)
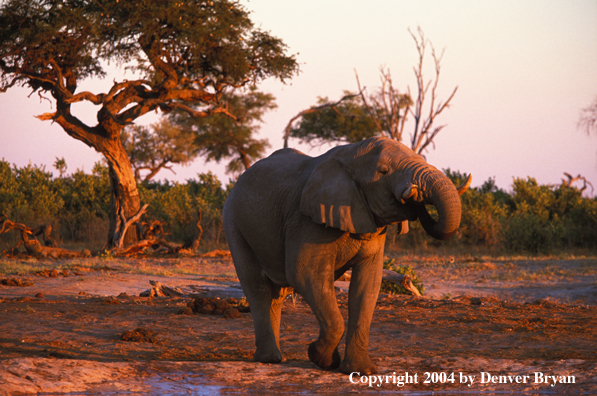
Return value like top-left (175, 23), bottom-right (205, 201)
top-left (51, 107), bottom-right (141, 247)
top-left (104, 143), bottom-right (141, 247)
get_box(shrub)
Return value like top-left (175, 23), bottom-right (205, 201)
top-left (55, 164), bottom-right (110, 243)
top-left (503, 213), bottom-right (553, 253)
top-left (2, 161), bottom-right (595, 255)
top-left (140, 171), bottom-right (230, 250)
top-left (0, 161), bottom-right (63, 225)
top-left (0, 161), bottom-right (230, 251)
top-left (503, 177), bottom-right (597, 252)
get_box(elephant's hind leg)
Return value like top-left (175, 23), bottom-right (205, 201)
top-left (228, 230), bottom-right (284, 363)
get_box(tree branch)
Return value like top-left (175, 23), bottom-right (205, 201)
top-left (355, 70), bottom-right (385, 136)
top-left (114, 203), bottom-right (149, 249)
top-left (160, 101), bottom-right (238, 121)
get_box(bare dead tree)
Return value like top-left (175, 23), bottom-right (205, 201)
top-left (356, 27), bottom-right (458, 155)
top-left (408, 27), bottom-right (459, 154)
top-left (31, 225), bottom-right (59, 248)
top-left (578, 96), bottom-right (597, 136)
top-left (355, 68), bottom-right (412, 142)
top-left (106, 209), bottom-right (204, 257)
top-left (562, 172), bottom-right (594, 195)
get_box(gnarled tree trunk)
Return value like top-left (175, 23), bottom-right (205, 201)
top-left (50, 106), bottom-right (141, 248)
top-left (103, 139), bottom-right (141, 247)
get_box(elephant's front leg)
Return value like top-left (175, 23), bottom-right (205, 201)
top-left (339, 252), bottom-right (384, 375)
top-left (289, 255), bottom-right (345, 370)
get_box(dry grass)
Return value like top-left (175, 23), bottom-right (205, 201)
top-left (0, 256), bottom-right (238, 279)
top-left (386, 247), bottom-right (597, 284)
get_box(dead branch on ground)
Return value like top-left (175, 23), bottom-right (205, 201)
top-left (107, 209), bottom-right (203, 257)
top-left (339, 269), bottom-right (422, 297)
top-left (0, 218), bottom-right (91, 259)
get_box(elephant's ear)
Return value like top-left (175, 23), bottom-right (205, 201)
top-left (300, 158), bottom-right (377, 234)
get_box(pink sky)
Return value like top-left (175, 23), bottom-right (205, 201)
top-left (1, 0), bottom-right (596, 194)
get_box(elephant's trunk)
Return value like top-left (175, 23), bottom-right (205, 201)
top-left (402, 163), bottom-right (462, 240)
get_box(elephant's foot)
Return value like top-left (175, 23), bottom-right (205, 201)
top-left (339, 354), bottom-right (377, 375)
top-left (254, 346), bottom-right (283, 363)
top-left (308, 341), bottom-right (341, 370)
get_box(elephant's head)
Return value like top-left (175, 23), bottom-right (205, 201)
top-left (300, 136), bottom-right (471, 240)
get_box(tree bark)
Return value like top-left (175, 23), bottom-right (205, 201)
top-left (46, 101), bottom-right (143, 248)
top-left (105, 154), bottom-right (141, 247)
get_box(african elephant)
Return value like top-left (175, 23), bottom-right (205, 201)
top-left (223, 136), bottom-right (470, 374)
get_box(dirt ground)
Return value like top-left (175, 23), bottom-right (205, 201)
top-left (0, 254), bottom-right (596, 395)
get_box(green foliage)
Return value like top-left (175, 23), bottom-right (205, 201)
top-left (444, 169), bottom-right (509, 246)
top-left (0, 161), bottom-right (230, 250)
top-left (169, 87), bottom-right (276, 174)
top-left (391, 170), bottom-right (597, 254)
top-left (2, 158), bottom-right (596, 255)
top-left (289, 93), bottom-right (379, 145)
top-left (94, 0), bottom-right (298, 83)
top-left (502, 177), bottom-right (597, 252)
top-left (459, 189), bottom-right (508, 246)
top-left (0, 160), bottom-right (63, 225)
top-left (54, 164), bottom-right (111, 242)
top-left (381, 258), bottom-right (425, 295)
top-left (54, 157), bottom-right (67, 178)
top-left (0, 0), bottom-right (104, 89)
top-left (139, 172), bottom-right (230, 248)
top-left (122, 119), bottom-right (199, 182)
top-left (0, 0), bottom-right (298, 92)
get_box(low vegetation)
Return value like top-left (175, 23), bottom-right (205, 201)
top-left (1, 160), bottom-right (596, 256)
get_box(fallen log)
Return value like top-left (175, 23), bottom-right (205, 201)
top-left (0, 218), bottom-right (91, 259)
top-left (31, 224), bottom-right (58, 247)
top-left (147, 280), bottom-right (185, 297)
top-left (338, 269), bottom-right (422, 297)
top-left (107, 209), bottom-right (203, 257)
top-left (382, 269), bottom-right (422, 297)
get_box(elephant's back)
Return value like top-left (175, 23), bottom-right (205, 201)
top-left (223, 149), bottom-right (313, 278)
top-left (232, 149), bottom-right (312, 202)
top-left (224, 148), bottom-right (313, 228)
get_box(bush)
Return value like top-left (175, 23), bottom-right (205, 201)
top-left (387, 171), bottom-right (596, 254)
top-left (55, 165), bottom-right (110, 243)
top-left (139, 171), bottom-right (230, 250)
top-left (502, 177), bottom-right (597, 252)
top-left (503, 213), bottom-right (552, 253)
top-left (2, 160), bottom-right (595, 255)
top-left (0, 161), bottom-right (230, 251)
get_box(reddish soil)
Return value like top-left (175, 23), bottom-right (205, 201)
top-left (0, 255), bottom-right (595, 394)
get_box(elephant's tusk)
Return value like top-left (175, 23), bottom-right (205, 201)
top-left (402, 184), bottom-right (418, 200)
top-left (457, 174), bottom-right (472, 196)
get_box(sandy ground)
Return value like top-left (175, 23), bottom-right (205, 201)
top-left (0, 254), bottom-right (596, 395)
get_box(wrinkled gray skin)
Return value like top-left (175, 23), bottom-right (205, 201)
top-left (223, 137), bottom-right (468, 374)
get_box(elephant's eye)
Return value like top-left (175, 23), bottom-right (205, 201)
top-left (378, 165), bottom-right (389, 175)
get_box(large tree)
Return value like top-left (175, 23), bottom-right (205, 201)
top-left (0, 0), bottom-right (297, 246)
